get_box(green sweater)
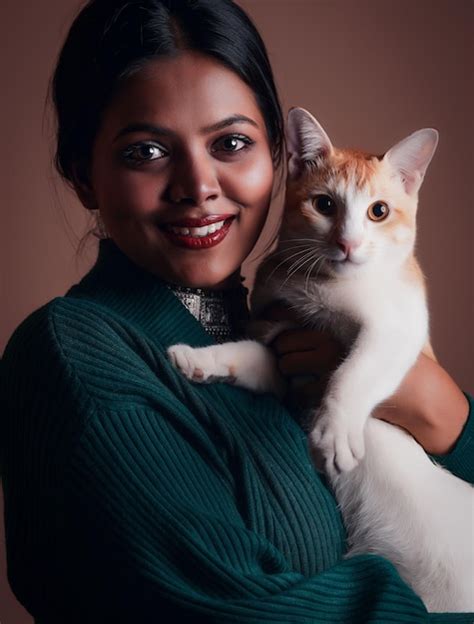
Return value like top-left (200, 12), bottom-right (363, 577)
top-left (1, 239), bottom-right (473, 624)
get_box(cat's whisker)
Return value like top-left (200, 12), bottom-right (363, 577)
top-left (270, 244), bottom-right (313, 257)
top-left (277, 241), bottom-right (322, 250)
top-left (282, 254), bottom-right (316, 283)
top-left (314, 255), bottom-right (328, 277)
top-left (287, 249), bottom-right (319, 274)
top-left (304, 259), bottom-right (318, 293)
top-left (304, 255), bottom-right (326, 293)
top-left (265, 247), bottom-right (313, 282)
top-left (277, 240), bottom-right (323, 250)
top-left (267, 237), bottom-right (323, 286)
top-left (284, 258), bottom-right (317, 286)
top-left (285, 249), bottom-right (317, 275)
top-left (307, 254), bottom-right (327, 284)
top-left (279, 252), bottom-right (320, 289)
top-left (278, 237), bottom-right (324, 244)
top-left (267, 249), bottom-right (312, 274)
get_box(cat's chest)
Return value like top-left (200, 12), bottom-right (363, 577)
top-left (277, 279), bottom-right (361, 345)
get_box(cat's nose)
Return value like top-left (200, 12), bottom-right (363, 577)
top-left (336, 237), bottom-right (362, 256)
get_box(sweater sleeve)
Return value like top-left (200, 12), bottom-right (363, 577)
top-left (62, 403), bottom-right (434, 624)
top-left (430, 393), bottom-right (474, 484)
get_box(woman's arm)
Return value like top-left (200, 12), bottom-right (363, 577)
top-left (373, 352), bottom-right (470, 455)
top-left (267, 308), bottom-right (473, 484)
top-left (57, 403), bottom-right (438, 623)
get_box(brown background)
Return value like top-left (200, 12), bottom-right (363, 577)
top-left (1, 0), bottom-right (472, 621)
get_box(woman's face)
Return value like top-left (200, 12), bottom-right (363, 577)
top-left (84, 51), bottom-right (275, 288)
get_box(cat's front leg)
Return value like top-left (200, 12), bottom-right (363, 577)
top-left (167, 341), bottom-right (285, 396)
top-left (310, 326), bottom-right (424, 475)
top-left (310, 396), bottom-right (366, 476)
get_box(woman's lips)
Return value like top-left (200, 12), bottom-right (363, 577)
top-left (160, 215), bottom-right (235, 250)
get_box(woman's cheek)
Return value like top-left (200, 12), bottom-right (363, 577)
top-left (103, 173), bottom-right (160, 219)
top-left (245, 149), bottom-right (274, 194)
top-left (232, 153), bottom-right (274, 211)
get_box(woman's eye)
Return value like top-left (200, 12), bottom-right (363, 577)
top-left (312, 194), bottom-right (336, 216)
top-left (211, 134), bottom-right (253, 154)
top-left (121, 142), bottom-right (168, 164)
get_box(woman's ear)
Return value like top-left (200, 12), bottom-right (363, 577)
top-left (70, 162), bottom-right (98, 210)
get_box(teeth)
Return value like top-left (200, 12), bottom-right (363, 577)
top-left (171, 227), bottom-right (189, 235)
top-left (169, 220), bottom-right (226, 237)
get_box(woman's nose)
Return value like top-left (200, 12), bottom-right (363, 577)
top-left (167, 151), bottom-right (220, 206)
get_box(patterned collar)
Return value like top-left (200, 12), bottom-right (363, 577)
top-left (167, 282), bottom-right (250, 343)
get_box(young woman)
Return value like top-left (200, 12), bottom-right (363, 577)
top-left (1, 1), bottom-right (472, 621)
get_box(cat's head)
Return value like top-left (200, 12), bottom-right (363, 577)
top-left (281, 107), bottom-right (438, 277)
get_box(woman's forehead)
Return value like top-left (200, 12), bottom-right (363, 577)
top-left (100, 51), bottom-right (265, 137)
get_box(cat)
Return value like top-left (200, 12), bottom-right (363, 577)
top-left (168, 108), bottom-right (474, 612)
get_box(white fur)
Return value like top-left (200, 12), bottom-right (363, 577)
top-left (336, 418), bottom-right (474, 612)
top-left (168, 109), bottom-right (474, 611)
top-left (168, 340), bottom-right (284, 397)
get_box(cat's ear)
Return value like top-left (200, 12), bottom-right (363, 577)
top-left (286, 107), bottom-right (334, 179)
top-left (383, 129), bottom-right (439, 196)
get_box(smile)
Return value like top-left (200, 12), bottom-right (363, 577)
top-left (161, 214), bottom-right (236, 249)
top-left (167, 219), bottom-right (226, 237)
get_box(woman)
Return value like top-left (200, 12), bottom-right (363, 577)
top-left (1, 1), bottom-right (472, 621)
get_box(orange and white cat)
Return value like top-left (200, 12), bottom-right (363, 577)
top-left (168, 108), bottom-right (474, 612)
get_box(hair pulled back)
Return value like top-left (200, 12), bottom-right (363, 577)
top-left (52, 0), bottom-right (284, 187)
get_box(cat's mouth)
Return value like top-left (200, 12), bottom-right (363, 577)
top-left (327, 255), bottom-right (352, 265)
top-left (326, 255), bottom-right (366, 270)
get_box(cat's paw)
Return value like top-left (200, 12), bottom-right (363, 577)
top-left (310, 401), bottom-right (366, 475)
top-left (167, 344), bottom-right (236, 384)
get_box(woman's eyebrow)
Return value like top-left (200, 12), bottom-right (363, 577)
top-left (201, 114), bottom-right (259, 133)
top-left (113, 114), bottom-right (258, 142)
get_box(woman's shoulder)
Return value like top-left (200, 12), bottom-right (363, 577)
top-left (4, 296), bottom-right (122, 369)
top-left (2, 297), bottom-right (75, 377)
top-left (0, 294), bottom-right (187, 475)
top-left (1, 295), bottom-right (169, 411)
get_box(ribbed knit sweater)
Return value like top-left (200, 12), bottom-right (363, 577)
top-left (1, 239), bottom-right (473, 623)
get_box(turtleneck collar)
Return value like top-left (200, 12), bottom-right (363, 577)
top-left (65, 239), bottom-right (249, 348)
top-left (167, 282), bottom-right (249, 343)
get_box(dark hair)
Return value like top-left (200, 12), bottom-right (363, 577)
top-left (51, 0), bottom-right (285, 188)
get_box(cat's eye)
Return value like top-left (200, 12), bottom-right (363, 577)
top-left (367, 201), bottom-right (390, 222)
top-left (312, 195), bottom-right (336, 216)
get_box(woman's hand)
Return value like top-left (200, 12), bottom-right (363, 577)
top-left (264, 304), bottom-right (469, 455)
